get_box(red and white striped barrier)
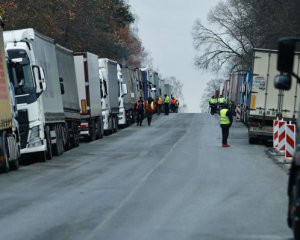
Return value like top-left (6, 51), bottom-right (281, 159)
top-left (278, 120), bottom-right (286, 153)
top-left (236, 105), bottom-right (241, 121)
top-left (273, 119), bottom-right (279, 149)
top-left (285, 123), bottom-right (296, 160)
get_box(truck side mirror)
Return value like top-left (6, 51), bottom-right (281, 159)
top-left (122, 83), bottom-right (127, 96)
top-left (59, 77), bottom-right (65, 95)
top-left (277, 38), bottom-right (296, 73)
top-left (274, 73), bottom-right (291, 90)
top-left (33, 65), bottom-right (46, 93)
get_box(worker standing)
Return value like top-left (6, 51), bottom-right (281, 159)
top-left (219, 104), bottom-right (233, 147)
top-left (156, 96), bottom-right (163, 115)
top-left (135, 96), bottom-right (145, 126)
top-left (209, 96), bottom-right (217, 115)
top-left (146, 97), bottom-right (155, 126)
top-left (175, 99), bottom-right (179, 113)
top-left (164, 94), bottom-right (170, 115)
top-left (217, 95), bottom-right (226, 113)
top-left (170, 97), bottom-right (176, 113)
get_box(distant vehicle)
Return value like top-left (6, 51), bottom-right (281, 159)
top-left (117, 64), bottom-right (128, 127)
top-left (0, 18), bottom-right (20, 172)
top-left (4, 28), bottom-right (65, 161)
top-left (74, 52), bottom-right (103, 141)
top-left (274, 37), bottom-right (300, 240)
top-left (98, 58), bottom-right (119, 134)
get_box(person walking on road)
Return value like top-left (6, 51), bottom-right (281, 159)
top-left (146, 97), bottom-right (155, 126)
top-left (164, 94), bottom-right (170, 115)
top-left (135, 96), bottom-right (145, 126)
top-left (220, 103), bottom-right (233, 147)
top-left (156, 96), bottom-right (163, 115)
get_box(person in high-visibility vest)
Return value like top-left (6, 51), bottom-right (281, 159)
top-left (209, 96), bottom-right (217, 115)
top-left (219, 104), bottom-right (233, 147)
top-left (175, 99), bottom-right (179, 113)
top-left (156, 96), bottom-right (163, 115)
top-left (170, 97), bottom-right (177, 113)
top-left (146, 97), bottom-right (155, 126)
top-left (164, 94), bottom-right (170, 115)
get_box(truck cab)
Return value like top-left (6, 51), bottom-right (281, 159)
top-left (5, 31), bottom-right (47, 160)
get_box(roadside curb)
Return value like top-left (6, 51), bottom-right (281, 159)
top-left (265, 148), bottom-right (291, 174)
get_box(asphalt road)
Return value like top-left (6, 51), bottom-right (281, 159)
top-left (0, 113), bottom-right (292, 240)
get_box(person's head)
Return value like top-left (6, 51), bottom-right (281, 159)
top-left (212, 96), bottom-right (215, 98)
top-left (139, 96), bottom-right (143, 101)
top-left (165, 94), bottom-right (167, 97)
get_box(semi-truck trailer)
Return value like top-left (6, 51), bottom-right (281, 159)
top-left (98, 58), bottom-right (119, 134)
top-left (4, 28), bottom-right (65, 161)
top-left (74, 52), bottom-right (103, 141)
top-left (120, 65), bottom-right (136, 126)
top-left (0, 17), bottom-right (20, 172)
top-left (55, 44), bottom-right (80, 149)
top-left (117, 64), bottom-right (128, 127)
top-left (248, 48), bottom-right (300, 144)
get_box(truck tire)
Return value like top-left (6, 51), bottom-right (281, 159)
top-left (249, 137), bottom-right (257, 144)
top-left (71, 123), bottom-right (80, 148)
top-left (53, 125), bottom-right (64, 156)
top-left (9, 145), bottom-right (20, 170)
top-left (89, 120), bottom-right (96, 141)
top-left (45, 126), bottom-right (53, 160)
top-left (96, 118), bottom-right (101, 140)
top-left (0, 132), bottom-right (9, 173)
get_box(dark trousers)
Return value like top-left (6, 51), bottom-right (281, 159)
top-left (164, 103), bottom-right (169, 115)
top-left (221, 124), bottom-right (230, 144)
top-left (146, 112), bottom-right (153, 126)
top-left (137, 111), bottom-right (144, 125)
top-left (157, 104), bottom-right (162, 115)
top-left (210, 105), bottom-right (216, 115)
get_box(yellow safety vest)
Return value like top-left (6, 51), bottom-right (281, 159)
top-left (220, 109), bottom-right (230, 125)
top-left (164, 96), bottom-right (170, 103)
top-left (218, 97), bottom-right (226, 104)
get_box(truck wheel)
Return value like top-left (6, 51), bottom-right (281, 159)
top-left (53, 125), bottom-right (64, 156)
top-left (96, 118), bottom-right (101, 139)
top-left (249, 137), bottom-right (257, 144)
top-left (45, 126), bottom-right (52, 160)
top-left (89, 121), bottom-right (96, 141)
top-left (9, 145), bottom-right (20, 170)
top-left (0, 132), bottom-right (9, 173)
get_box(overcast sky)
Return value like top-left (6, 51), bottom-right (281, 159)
top-left (128, 0), bottom-right (221, 113)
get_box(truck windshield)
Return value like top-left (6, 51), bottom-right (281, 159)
top-left (7, 50), bottom-right (35, 95)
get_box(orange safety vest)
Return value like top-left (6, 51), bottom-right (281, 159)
top-left (157, 97), bottom-right (162, 105)
top-left (170, 98), bottom-right (176, 104)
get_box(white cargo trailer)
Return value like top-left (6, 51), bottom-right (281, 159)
top-left (248, 48), bottom-right (300, 143)
top-left (74, 52), bottom-right (103, 141)
top-left (4, 28), bottom-right (65, 161)
top-left (55, 44), bottom-right (80, 148)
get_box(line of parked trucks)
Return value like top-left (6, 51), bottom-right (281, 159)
top-left (0, 20), bottom-right (173, 173)
top-left (219, 48), bottom-right (300, 144)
